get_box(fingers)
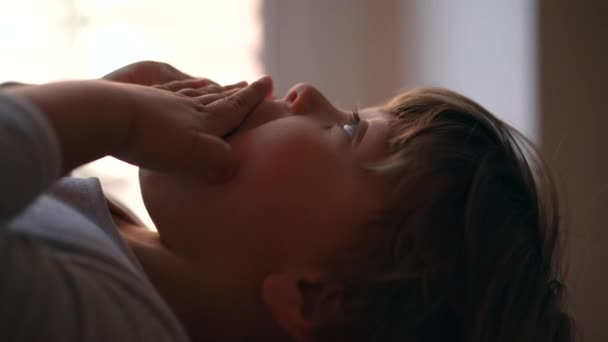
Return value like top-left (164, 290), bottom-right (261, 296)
top-left (178, 88), bottom-right (208, 97)
top-left (203, 76), bottom-right (273, 135)
top-left (161, 80), bottom-right (248, 97)
top-left (197, 88), bottom-right (241, 105)
top-left (222, 81), bottom-right (249, 91)
top-left (155, 78), bottom-right (215, 92)
top-left (177, 82), bottom-right (245, 97)
top-left (121, 76), bottom-right (270, 181)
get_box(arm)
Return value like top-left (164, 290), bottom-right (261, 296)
top-left (0, 61), bottom-right (193, 221)
top-left (0, 75), bottom-right (272, 222)
top-left (6, 81), bottom-right (134, 173)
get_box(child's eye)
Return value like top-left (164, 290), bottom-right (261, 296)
top-left (343, 122), bottom-right (359, 138)
top-left (342, 110), bottom-right (361, 139)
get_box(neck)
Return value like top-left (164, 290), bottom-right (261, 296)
top-left (110, 209), bottom-right (283, 341)
top-left (110, 211), bottom-right (204, 337)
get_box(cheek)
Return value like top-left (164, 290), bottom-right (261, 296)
top-left (229, 123), bottom-right (345, 201)
top-left (224, 130), bottom-right (354, 259)
top-left (139, 122), bottom-right (359, 261)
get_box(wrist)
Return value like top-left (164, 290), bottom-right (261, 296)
top-left (6, 80), bottom-right (132, 173)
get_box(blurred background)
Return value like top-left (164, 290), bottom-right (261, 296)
top-left (0, 0), bottom-right (605, 340)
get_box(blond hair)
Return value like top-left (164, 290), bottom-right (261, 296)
top-left (326, 88), bottom-right (574, 342)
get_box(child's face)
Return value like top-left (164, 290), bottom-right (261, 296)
top-left (139, 83), bottom-right (391, 327)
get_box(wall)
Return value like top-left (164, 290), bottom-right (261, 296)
top-left (262, 0), bottom-right (536, 137)
top-left (261, 0), bottom-right (405, 108)
top-left (540, 1), bottom-right (608, 341)
top-left (403, 0), bottom-right (537, 138)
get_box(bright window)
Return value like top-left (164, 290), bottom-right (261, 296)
top-left (1, 0), bottom-right (263, 227)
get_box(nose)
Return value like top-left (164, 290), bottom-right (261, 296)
top-left (285, 83), bottom-right (336, 115)
top-left (226, 83), bottom-right (339, 140)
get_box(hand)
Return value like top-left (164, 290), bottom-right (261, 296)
top-left (104, 60), bottom-right (245, 103)
top-left (103, 60), bottom-right (201, 86)
top-left (116, 76), bottom-right (270, 181)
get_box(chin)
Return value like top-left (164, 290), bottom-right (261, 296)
top-left (137, 169), bottom-right (191, 237)
top-left (138, 168), bottom-right (228, 242)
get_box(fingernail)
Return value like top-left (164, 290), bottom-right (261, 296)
top-left (255, 75), bottom-right (273, 86)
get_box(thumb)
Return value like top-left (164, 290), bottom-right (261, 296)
top-left (204, 75), bottom-right (273, 135)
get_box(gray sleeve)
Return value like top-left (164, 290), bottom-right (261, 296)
top-left (0, 93), bottom-right (62, 222)
top-left (0, 230), bottom-right (189, 342)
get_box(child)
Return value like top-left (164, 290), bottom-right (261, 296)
top-left (124, 83), bottom-right (575, 341)
top-left (1, 63), bottom-right (574, 341)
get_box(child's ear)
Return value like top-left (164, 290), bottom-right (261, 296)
top-left (261, 271), bottom-right (344, 341)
